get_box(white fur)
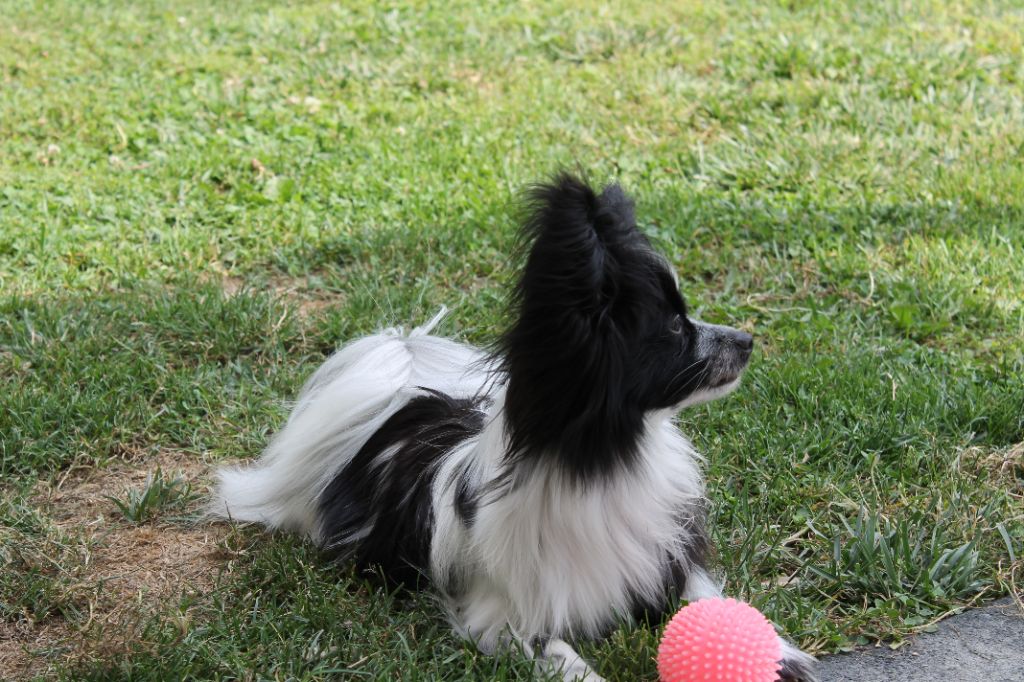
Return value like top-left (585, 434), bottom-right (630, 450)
top-left (438, 400), bottom-right (704, 650)
top-left (211, 315), bottom-right (816, 680)
top-left (213, 320), bottom-right (702, 638)
top-left (212, 313), bottom-right (489, 535)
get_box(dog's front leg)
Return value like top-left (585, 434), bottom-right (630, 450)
top-left (447, 602), bottom-right (604, 681)
top-left (527, 636), bottom-right (605, 682)
top-left (777, 639), bottom-right (819, 682)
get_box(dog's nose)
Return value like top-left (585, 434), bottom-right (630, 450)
top-left (732, 331), bottom-right (754, 352)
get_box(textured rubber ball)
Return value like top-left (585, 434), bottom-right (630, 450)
top-left (657, 597), bottom-right (782, 682)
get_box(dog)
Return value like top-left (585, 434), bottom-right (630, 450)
top-left (210, 174), bottom-right (818, 681)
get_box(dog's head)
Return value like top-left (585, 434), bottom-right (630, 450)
top-left (498, 174), bottom-right (753, 478)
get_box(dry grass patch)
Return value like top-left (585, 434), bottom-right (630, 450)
top-left (0, 451), bottom-right (239, 681)
top-left (962, 442), bottom-right (1024, 490)
top-left (219, 273), bottom-right (342, 320)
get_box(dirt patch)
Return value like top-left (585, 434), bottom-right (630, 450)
top-left (268, 274), bottom-right (340, 320)
top-left (0, 620), bottom-right (73, 681)
top-left (219, 273), bottom-right (341, 320)
top-left (962, 442), bottom-right (1024, 491)
top-left (451, 67), bottom-right (496, 94)
top-left (0, 451), bottom-right (240, 680)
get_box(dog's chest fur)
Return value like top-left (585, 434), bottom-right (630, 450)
top-left (433, 405), bottom-right (706, 646)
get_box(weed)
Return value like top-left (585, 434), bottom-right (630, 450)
top-left (105, 469), bottom-right (196, 524)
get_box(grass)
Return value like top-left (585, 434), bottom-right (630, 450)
top-left (1, 0), bottom-right (1022, 679)
top-left (105, 467), bottom-right (197, 524)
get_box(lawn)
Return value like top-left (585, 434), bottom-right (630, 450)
top-left (1, 0), bottom-right (1022, 679)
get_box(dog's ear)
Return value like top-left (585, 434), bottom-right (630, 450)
top-left (512, 173), bottom-right (644, 326)
top-left (496, 174), bottom-right (653, 479)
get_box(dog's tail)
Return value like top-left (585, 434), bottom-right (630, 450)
top-left (207, 309), bottom-right (487, 538)
top-left (209, 329), bottom-right (417, 535)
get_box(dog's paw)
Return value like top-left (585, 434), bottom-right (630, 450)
top-left (540, 638), bottom-right (606, 681)
top-left (778, 638), bottom-right (819, 682)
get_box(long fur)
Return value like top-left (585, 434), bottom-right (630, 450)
top-left (210, 174), bottom-right (818, 681)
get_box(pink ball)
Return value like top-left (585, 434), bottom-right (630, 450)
top-left (657, 597), bottom-right (781, 682)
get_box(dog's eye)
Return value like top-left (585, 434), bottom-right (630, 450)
top-left (669, 315), bottom-right (684, 335)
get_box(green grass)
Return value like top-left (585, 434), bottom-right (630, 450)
top-left (105, 467), bottom-right (198, 524)
top-left (1, 0), bottom-right (1022, 679)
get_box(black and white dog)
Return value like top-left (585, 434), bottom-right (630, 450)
top-left (211, 174), bottom-right (818, 681)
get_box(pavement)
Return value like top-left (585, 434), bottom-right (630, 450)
top-left (816, 598), bottom-right (1024, 681)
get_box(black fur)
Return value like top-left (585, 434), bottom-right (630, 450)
top-left (317, 390), bottom-right (484, 585)
top-left (453, 465), bottom-right (478, 526)
top-left (498, 174), bottom-right (714, 482)
top-left (780, 656), bottom-right (819, 682)
top-left (298, 173), bottom-right (814, 679)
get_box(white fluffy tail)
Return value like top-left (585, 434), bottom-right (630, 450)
top-left (209, 310), bottom-right (488, 538)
